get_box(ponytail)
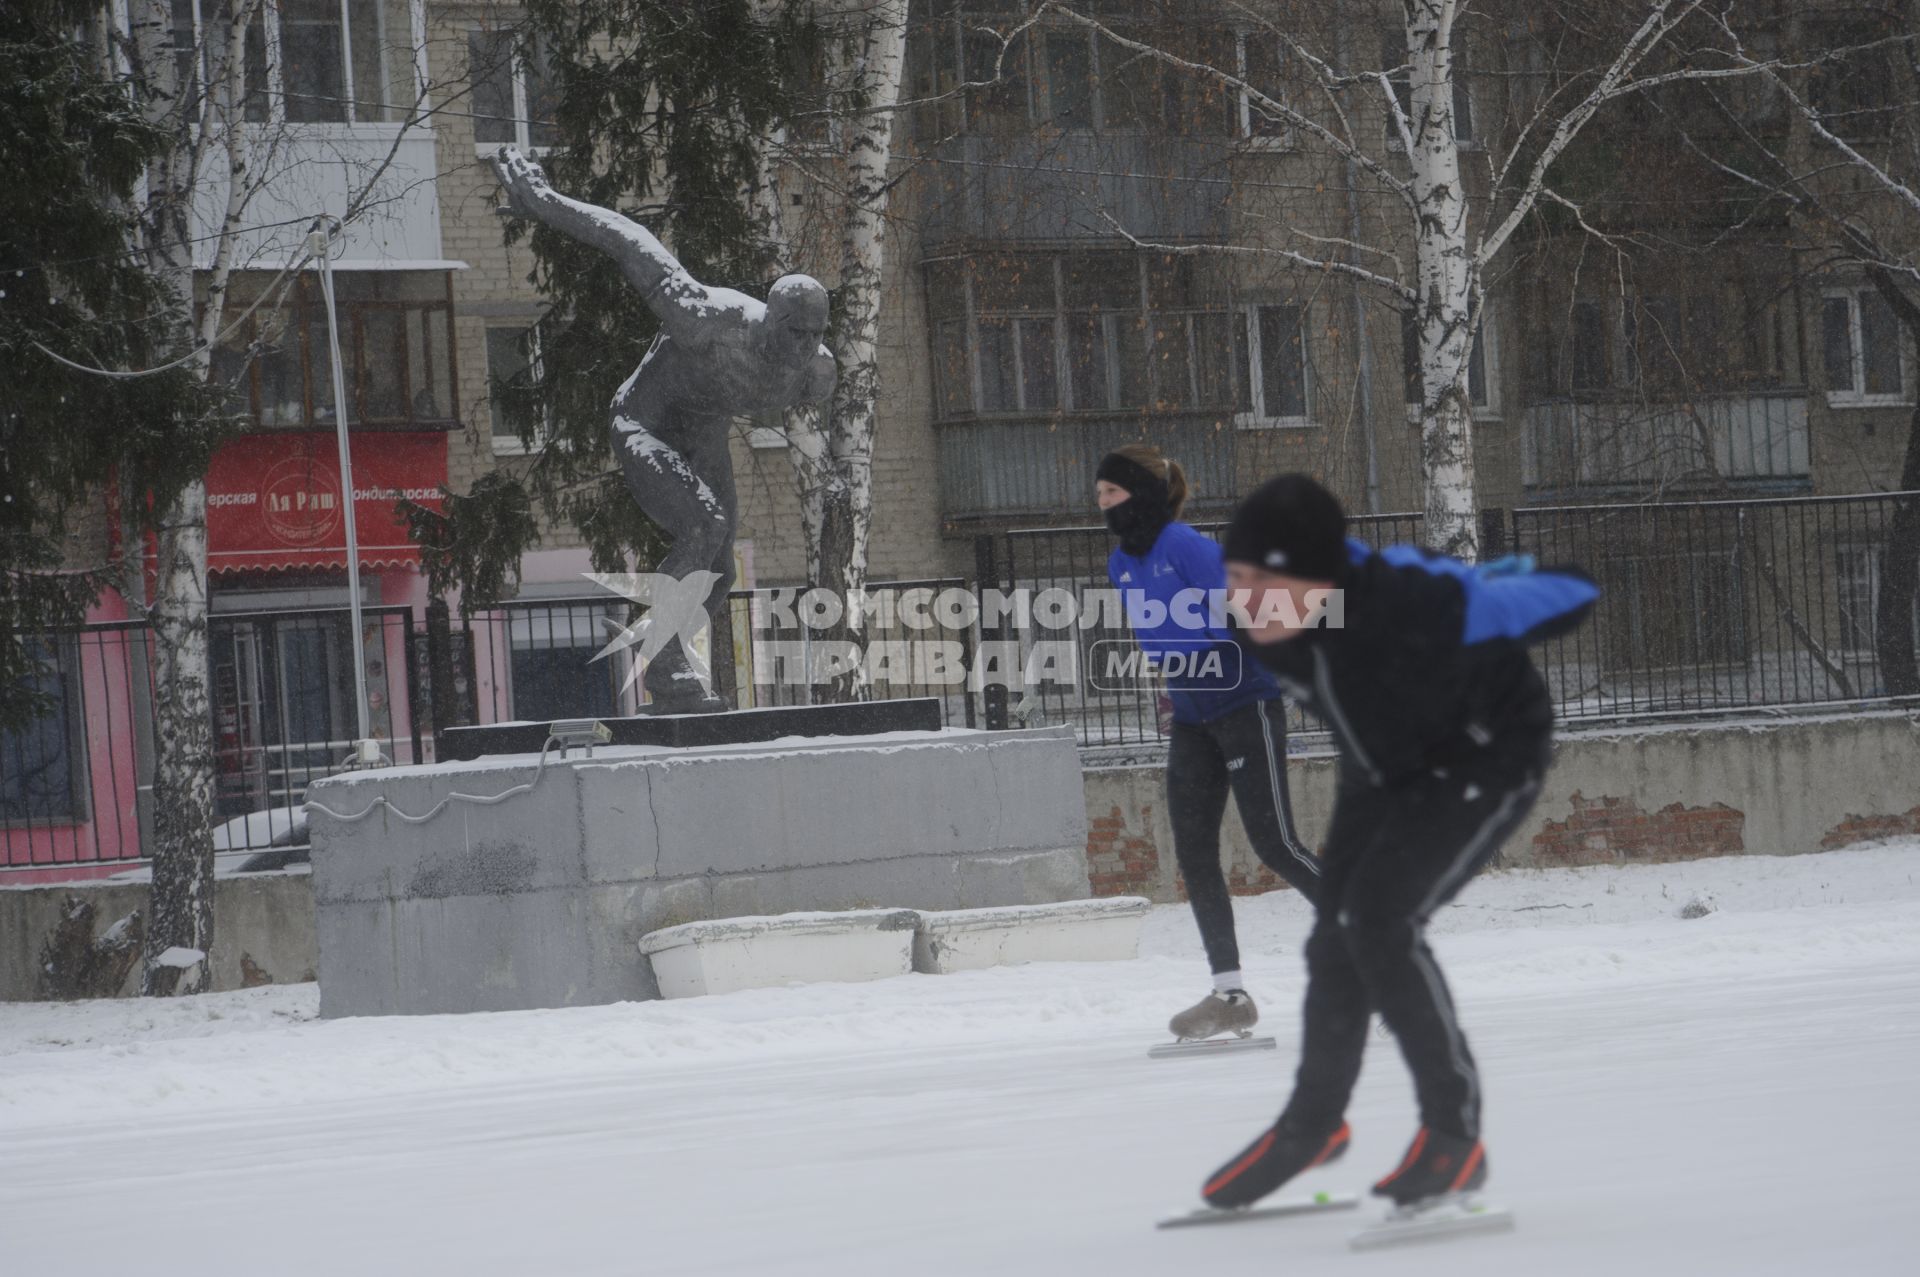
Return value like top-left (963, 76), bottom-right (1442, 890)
top-left (1112, 443), bottom-right (1190, 520)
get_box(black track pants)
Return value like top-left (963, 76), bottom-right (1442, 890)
top-left (1281, 763), bottom-right (1542, 1141)
top-left (1166, 699), bottom-right (1321, 976)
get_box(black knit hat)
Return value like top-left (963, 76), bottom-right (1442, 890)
top-left (1223, 474), bottom-right (1349, 579)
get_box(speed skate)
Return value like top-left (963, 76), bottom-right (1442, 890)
top-left (1146, 1031), bottom-right (1277, 1060)
top-left (1347, 1194), bottom-right (1515, 1250)
top-left (1156, 1190), bottom-right (1359, 1229)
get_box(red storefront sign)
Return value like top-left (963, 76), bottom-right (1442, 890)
top-left (204, 432), bottom-right (447, 573)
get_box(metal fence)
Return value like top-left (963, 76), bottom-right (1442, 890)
top-left (7, 492), bottom-right (1915, 874)
top-left (985, 492), bottom-right (1920, 747)
top-left (1, 607), bottom-right (425, 876)
top-left (1, 583), bottom-right (980, 875)
top-left (1508, 492), bottom-right (1920, 719)
top-left (986, 511), bottom-right (1423, 746)
top-left (456, 579), bottom-right (979, 731)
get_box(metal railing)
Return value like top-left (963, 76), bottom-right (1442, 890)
top-left (7, 491), bottom-right (1914, 873)
top-left (985, 491), bottom-right (1920, 747)
top-left (456, 580), bottom-right (981, 731)
top-left (2, 607), bottom-right (424, 876)
top-left (989, 512), bottom-right (1423, 746)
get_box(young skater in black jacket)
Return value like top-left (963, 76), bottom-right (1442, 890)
top-left (1200, 475), bottom-right (1598, 1211)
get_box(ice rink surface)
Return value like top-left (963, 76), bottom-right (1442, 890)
top-left (4, 844), bottom-right (1917, 1276)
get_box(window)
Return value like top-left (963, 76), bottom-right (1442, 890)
top-left (933, 252), bottom-right (1243, 419)
top-left (1823, 287), bottom-right (1908, 404)
top-left (965, 28), bottom-right (1030, 136)
top-left (487, 324), bottom-right (546, 453)
top-left (1568, 299), bottom-right (1609, 391)
top-left (1044, 30), bottom-right (1093, 128)
top-left (783, 41), bottom-right (837, 150)
top-left (1548, 293), bottom-right (1756, 398)
top-left (508, 604), bottom-right (621, 722)
top-left (1096, 30), bottom-right (1157, 131)
top-left (170, 0), bottom-right (418, 125)
top-left (469, 28), bottom-right (558, 150)
top-left (1836, 543), bottom-right (1920, 657)
top-left (1237, 32), bottom-right (1287, 142)
top-left (1808, 23), bottom-right (1901, 138)
top-left (1160, 31), bottom-right (1238, 136)
top-left (1596, 546), bottom-right (1747, 671)
top-left (215, 271), bottom-right (456, 431)
top-left (1241, 303), bottom-right (1310, 424)
top-left (943, 16), bottom-right (1249, 138)
top-left (1, 640), bottom-right (86, 824)
top-left (1402, 303), bottom-right (1493, 412)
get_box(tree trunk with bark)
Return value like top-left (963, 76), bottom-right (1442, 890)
top-left (1405, 0), bottom-right (1480, 559)
top-left (130, 0), bottom-right (260, 994)
top-left (782, 0), bottom-right (908, 702)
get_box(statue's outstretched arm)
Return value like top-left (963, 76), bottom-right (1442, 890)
top-left (491, 147), bottom-right (716, 340)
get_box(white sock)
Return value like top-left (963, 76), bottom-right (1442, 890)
top-left (1212, 970), bottom-right (1245, 995)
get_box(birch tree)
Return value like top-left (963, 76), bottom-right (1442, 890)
top-left (111, 0), bottom-right (437, 993)
top-left (758, 0), bottom-right (911, 699)
top-left (1028, 0), bottom-right (1768, 557)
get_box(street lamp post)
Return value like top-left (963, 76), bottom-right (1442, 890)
top-left (307, 220), bottom-right (380, 767)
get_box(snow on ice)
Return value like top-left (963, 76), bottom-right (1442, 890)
top-left (1, 844), bottom-right (1916, 1276)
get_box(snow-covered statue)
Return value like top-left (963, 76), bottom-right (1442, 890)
top-left (491, 146), bottom-right (836, 712)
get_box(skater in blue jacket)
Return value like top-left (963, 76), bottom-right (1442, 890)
top-left (1095, 446), bottom-right (1321, 1043)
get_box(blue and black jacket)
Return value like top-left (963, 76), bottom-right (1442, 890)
top-left (1246, 538), bottom-right (1600, 786)
top-left (1108, 521), bottom-right (1281, 724)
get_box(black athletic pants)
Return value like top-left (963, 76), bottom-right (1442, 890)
top-left (1280, 755), bottom-right (1543, 1142)
top-left (1166, 698), bottom-right (1321, 976)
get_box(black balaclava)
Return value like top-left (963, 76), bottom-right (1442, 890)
top-left (1098, 452), bottom-right (1174, 556)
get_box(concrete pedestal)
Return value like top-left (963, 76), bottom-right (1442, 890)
top-left (304, 725), bottom-right (1088, 1017)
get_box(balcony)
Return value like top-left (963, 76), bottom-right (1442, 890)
top-left (1521, 391), bottom-right (1809, 493)
top-left (937, 412), bottom-right (1237, 523)
top-left (189, 124), bottom-right (447, 271)
top-left (919, 134), bottom-right (1233, 250)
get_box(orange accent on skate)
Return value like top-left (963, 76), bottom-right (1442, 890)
top-left (1203, 1130), bottom-right (1276, 1198)
top-left (1374, 1127), bottom-right (1430, 1188)
top-left (1307, 1122), bottom-right (1351, 1168)
top-left (1449, 1142), bottom-right (1485, 1191)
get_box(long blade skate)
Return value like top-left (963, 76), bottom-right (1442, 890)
top-left (1348, 1195), bottom-right (1514, 1250)
top-left (1157, 1190), bottom-right (1359, 1230)
top-left (1147, 1032), bottom-right (1277, 1060)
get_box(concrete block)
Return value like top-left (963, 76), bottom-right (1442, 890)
top-left (639, 909), bottom-right (919, 998)
top-left (912, 897), bottom-right (1151, 973)
top-left (307, 759), bottom-right (587, 905)
top-left (306, 726), bottom-right (1089, 1016)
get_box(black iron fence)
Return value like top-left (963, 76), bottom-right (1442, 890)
top-left (6, 491), bottom-right (1915, 874)
top-left (986, 511), bottom-right (1423, 745)
top-left (984, 492), bottom-right (1920, 746)
top-left (1, 607), bottom-right (425, 875)
top-left (2, 583), bottom-right (980, 874)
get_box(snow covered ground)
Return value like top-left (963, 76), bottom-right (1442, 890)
top-left (3, 844), bottom-right (1917, 1276)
